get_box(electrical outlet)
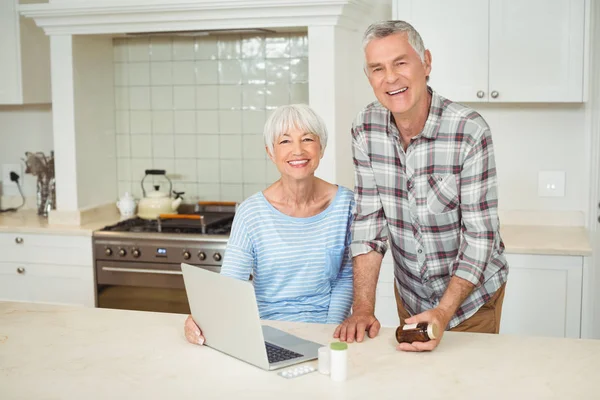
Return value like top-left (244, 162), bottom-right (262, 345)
top-left (2, 163), bottom-right (23, 196)
top-left (538, 171), bottom-right (566, 197)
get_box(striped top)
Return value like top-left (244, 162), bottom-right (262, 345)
top-left (220, 186), bottom-right (355, 324)
top-left (351, 87), bottom-right (508, 329)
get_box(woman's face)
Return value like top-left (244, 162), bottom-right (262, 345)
top-left (267, 127), bottom-right (322, 181)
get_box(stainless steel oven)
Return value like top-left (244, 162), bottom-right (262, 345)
top-left (92, 205), bottom-right (233, 314)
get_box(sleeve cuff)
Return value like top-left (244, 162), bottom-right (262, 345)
top-left (350, 241), bottom-right (388, 258)
top-left (452, 263), bottom-right (484, 287)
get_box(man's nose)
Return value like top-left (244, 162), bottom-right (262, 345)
top-left (385, 67), bottom-right (398, 83)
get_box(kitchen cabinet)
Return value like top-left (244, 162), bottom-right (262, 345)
top-left (393, 0), bottom-right (586, 102)
top-left (0, 0), bottom-right (51, 104)
top-left (0, 232), bottom-right (94, 306)
top-left (375, 253), bottom-right (584, 338)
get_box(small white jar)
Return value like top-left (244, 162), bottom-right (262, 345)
top-left (329, 342), bottom-right (348, 381)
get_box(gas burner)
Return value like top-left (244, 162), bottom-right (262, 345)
top-left (100, 213), bottom-right (234, 235)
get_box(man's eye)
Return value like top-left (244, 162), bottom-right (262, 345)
top-left (372, 67), bottom-right (382, 73)
top-left (394, 61), bottom-right (406, 67)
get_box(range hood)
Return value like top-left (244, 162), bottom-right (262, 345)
top-left (19, 0), bottom-right (387, 224)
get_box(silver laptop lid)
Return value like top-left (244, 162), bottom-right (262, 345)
top-left (181, 263), bottom-right (269, 370)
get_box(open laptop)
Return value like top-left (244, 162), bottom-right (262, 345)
top-left (181, 263), bottom-right (322, 370)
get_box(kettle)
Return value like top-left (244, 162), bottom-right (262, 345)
top-left (137, 169), bottom-right (184, 219)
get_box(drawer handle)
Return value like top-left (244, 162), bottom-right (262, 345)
top-left (17, 267), bottom-right (25, 274)
top-left (15, 237), bottom-right (24, 244)
top-left (101, 266), bottom-right (183, 275)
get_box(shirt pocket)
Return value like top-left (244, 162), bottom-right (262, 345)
top-left (325, 246), bottom-right (345, 280)
top-left (426, 174), bottom-right (459, 214)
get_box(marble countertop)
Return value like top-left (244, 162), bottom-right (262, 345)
top-left (0, 301), bottom-right (599, 400)
top-left (0, 210), bottom-right (592, 255)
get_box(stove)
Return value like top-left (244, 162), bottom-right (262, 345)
top-left (92, 203), bottom-right (236, 314)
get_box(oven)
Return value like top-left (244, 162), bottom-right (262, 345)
top-left (92, 205), bottom-right (233, 314)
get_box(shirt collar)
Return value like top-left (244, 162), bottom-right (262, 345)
top-left (386, 86), bottom-right (443, 140)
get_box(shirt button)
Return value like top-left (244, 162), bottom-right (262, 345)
top-left (417, 249), bottom-right (423, 254)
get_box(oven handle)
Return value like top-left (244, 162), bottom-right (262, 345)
top-left (101, 266), bottom-right (183, 275)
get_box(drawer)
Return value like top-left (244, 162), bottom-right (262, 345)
top-left (0, 232), bottom-right (92, 265)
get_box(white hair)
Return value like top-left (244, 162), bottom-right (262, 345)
top-left (362, 20), bottom-right (426, 62)
top-left (263, 104), bottom-right (328, 154)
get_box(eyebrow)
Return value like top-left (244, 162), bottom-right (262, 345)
top-left (366, 54), bottom-right (408, 68)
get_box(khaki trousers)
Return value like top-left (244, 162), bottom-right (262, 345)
top-left (394, 284), bottom-right (506, 333)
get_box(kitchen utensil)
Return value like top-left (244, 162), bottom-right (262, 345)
top-left (137, 169), bottom-right (183, 219)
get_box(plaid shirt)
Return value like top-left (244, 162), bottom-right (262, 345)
top-left (350, 87), bottom-right (508, 329)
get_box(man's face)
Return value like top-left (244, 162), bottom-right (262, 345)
top-left (364, 32), bottom-right (431, 116)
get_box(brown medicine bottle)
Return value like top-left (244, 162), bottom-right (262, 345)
top-left (395, 322), bottom-right (440, 344)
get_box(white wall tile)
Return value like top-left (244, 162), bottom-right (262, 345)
top-left (113, 38), bottom-right (129, 62)
top-left (130, 135), bottom-right (153, 158)
top-left (181, 183), bottom-right (198, 200)
top-left (128, 38), bottom-right (150, 62)
top-left (115, 87), bottom-right (130, 110)
top-left (129, 87), bottom-right (151, 110)
top-left (151, 87), bottom-right (173, 110)
top-left (152, 111), bottom-right (174, 134)
top-left (152, 135), bottom-right (175, 158)
top-left (242, 134), bottom-right (266, 159)
top-left (151, 62), bottom-right (173, 86)
top-left (218, 60), bottom-right (242, 84)
top-left (197, 160), bottom-right (220, 183)
top-left (131, 158), bottom-right (153, 181)
top-left (175, 158), bottom-right (198, 182)
top-left (241, 60), bottom-right (266, 85)
top-left (219, 135), bottom-right (242, 159)
top-left (174, 86), bottom-right (196, 110)
top-left (172, 61), bottom-right (196, 85)
top-left (195, 38), bottom-right (218, 60)
top-left (266, 59), bottom-right (290, 84)
top-left (265, 35), bottom-right (290, 58)
top-left (173, 37), bottom-right (196, 61)
top-left (217, 36), bottom-right (241, 60)
top-left (242, 110), bottom-right (265, 134)
top-left (196, 61), bottom-right (219, 84)
top-left (196, 111), bottom-right (219, 134)
top-left (266, 161), bottom-right (281, 182)
top-left (175, 135), bottom-right (197, 158)
top-left (150, 37), bottom-right (172, 61)
top-left (290, 58), bottom-right (308, 83)
top-left (128, 63), bottom-right (150, 86)
top-left (130, 111), bottom-right (152, 134)
top-left (220, 160), bottom-right (243, 183)
top-left (197, 183), bottom-right (221, 201)
top-left (242, 86), bottom-right (266, 110)
top-left (115, 111), bottom-right (130, 134)
top-left (197, 135), bottom-right (219, 158)
top-left (152, 158), bottom-right (176, 178)
top-left (243, 159), bottom-right (266, 183)
top-left (266, 84), bottom-right (290, 108)
top-left (117, 158), bottom-right (132, 181)
top-left (118, 181), bottom-right (132, 198)
top-left (114, 63), bottom-right (128, 86)
top-left (174, 111), bottom-right (196, 134)
top-left (242, 36), bottom-right (265, 59)
top-left (196, 85), bottom-right (219, 109)
top-left (116, 135), bottom-right (131, 158)
top-left (219, 85), bottom-right (242, 110)
top-left (220, 184), bottom-right (244, 202)
top-left (219, 110), bottom-right (242, 134)
top-left (243, 183), bottom-right (266, 198)
top-left (289, 34), bottom-right (308, 58)
top-left (290, 83), bottom-right (309, 104)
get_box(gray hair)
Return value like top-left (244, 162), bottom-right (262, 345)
top-left (263, 104), bottom-right (328, 154)
top-left (362, 20), bottom-right (426, 62)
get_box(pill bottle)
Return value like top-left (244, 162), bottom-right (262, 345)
top-left (318, 346), bottom-right (330, 375)
top-left (395, 322), bottom-right (439, 344)
top-left (329, 342), bottom-right (347, 381)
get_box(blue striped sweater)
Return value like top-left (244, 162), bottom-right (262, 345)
top-left (220, 186), bottom-right (355, 324)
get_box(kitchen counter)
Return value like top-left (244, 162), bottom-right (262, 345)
top-left (0, 301), bottom-right (599, 399)
top-left (0, 210), bottom-right (592, 255)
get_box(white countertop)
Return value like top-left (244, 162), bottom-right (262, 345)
top-left (0, 210), bottom-right (592, 255)
top-left (0, 301), bottom-right (599, 400)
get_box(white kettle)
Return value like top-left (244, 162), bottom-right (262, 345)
top-left (137, 170), bottom-right (183, 219)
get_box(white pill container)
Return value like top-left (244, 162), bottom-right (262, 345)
top-left (329, 342), bottom-right (348, 381)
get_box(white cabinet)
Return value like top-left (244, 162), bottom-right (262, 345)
top-left (0, 232), bottom-right (94, 307)
top-left (0, 0), bottom-right (51, 104)
top-left (393, 0), bottom-right (586, 102)
top-left (374, 252), bottom-right (584, 338)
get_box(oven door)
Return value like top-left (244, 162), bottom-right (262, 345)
top-left (96, 260), bottom-right (220, 314)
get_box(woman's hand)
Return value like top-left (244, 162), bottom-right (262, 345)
top-left (184, 315), bottom-right (205, 345)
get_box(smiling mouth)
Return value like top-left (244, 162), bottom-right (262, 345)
top-left (288, 160), bottom-right (309, 167)
top-left (387, 87), bottom-right (408, 95)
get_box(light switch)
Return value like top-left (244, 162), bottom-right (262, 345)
top-left (538, 171), bottom-right (566, 197)
top-left (1, 163), bottom-right (23, 196)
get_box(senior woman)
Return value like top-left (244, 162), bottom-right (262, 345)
top-left (184, 104), bottom-right (354, 345)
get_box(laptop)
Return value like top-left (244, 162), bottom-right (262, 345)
top-left (181, 263), bottom-right (322, 371)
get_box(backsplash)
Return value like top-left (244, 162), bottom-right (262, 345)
top-left (113, 32), bottom-right (309, 202)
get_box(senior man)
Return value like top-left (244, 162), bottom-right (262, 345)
top-left (335, 20), bottom-right (508, 351)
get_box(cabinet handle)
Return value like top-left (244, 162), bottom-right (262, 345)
top-left (17, 267), bottom-right (25, 274)
top-left (491, 91), bottom-right (499, 99)
top-left (15, 237), bottom-right (24, 244)
top-left (476, 90), bottom-right (485, 99)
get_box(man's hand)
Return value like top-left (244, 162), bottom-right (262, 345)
top-left (397, 307), bottom-right (451, 352)
top-left (334, 312), bottom-right (381, 343)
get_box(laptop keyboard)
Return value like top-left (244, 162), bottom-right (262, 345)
top-left (265, 342), bottom-right (303, 364)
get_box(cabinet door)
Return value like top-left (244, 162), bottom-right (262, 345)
top-left (488, 0), bottom-right (585, 102)
top-left (0, 262), bottom-right (30, 302)
top-left (500, 254), bottom-right (583, 338)
top-left (394, 0), bottom-right (489, 102)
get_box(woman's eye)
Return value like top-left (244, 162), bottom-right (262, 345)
top-left (279, 139), bottom-right (290, 144)
top-left (302, 137), bottom-right (314, 142)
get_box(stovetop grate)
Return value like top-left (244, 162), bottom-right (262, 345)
top-left (99, 213), bottom-right (234, 235)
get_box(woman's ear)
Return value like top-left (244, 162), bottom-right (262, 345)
top-left (266, 146), bottom-right (275, 162)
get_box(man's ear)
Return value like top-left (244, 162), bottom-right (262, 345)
top-left (424, 49), bottom-right (432, 78)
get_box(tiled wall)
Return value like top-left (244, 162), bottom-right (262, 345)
top-left (112, 32), bottom-right (309, 202)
